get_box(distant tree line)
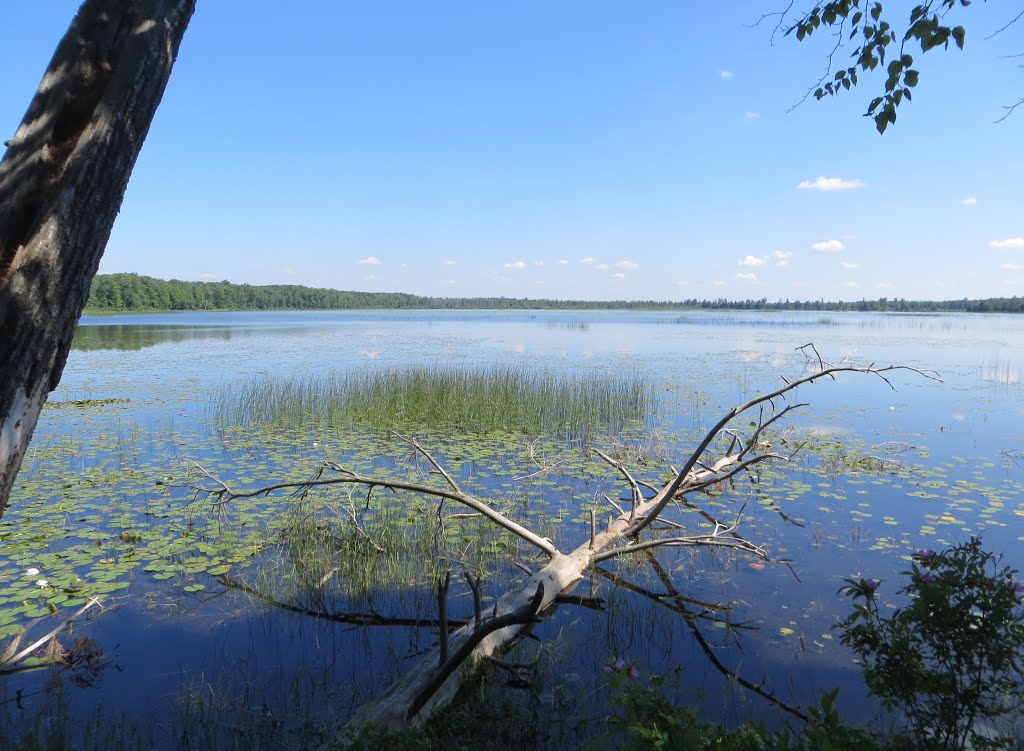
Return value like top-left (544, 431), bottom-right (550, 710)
top-left (85, 273), bottom-right (1024, 314)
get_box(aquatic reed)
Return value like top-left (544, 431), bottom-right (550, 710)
top-left (215, 365), bottom-right (654, 438)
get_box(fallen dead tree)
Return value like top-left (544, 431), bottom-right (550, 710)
top-left (185, 347), bottom-right (938, 743)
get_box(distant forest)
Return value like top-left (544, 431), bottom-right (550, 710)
top-left (85, 273), bottom-right (1024, 314)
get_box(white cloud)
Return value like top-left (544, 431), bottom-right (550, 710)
top-left (557, 259), bottom-right (569, 265)
top-left (614, 260), bottom-right (639, 270)
top-left (713, 280), bottom-right (727, 287)
top-left (738, 250), bottom-right (793, 268)
top-left (533, 260), bottom-right (546, 267)
top-left (579, 257), bottom-right (595, 265)
top-left (198, 272), bottom-right (218, 280)
top-left (735, 272), bottom-right (759, 282)
top-left (364, 274), bottom-right (377, 281)
top-left (841, 281), bottom-right (859, 289)
top-left (595, 263), bottom-right (610, 271)
top-left (797, 176), bottom-right (866, 191)
top-left (611, 273), bottom-right (626, 280)
top-left (877, 282), bottom-right (896, 290)
top-left (840, 261), bottom-right (862, 270)
top-left (719, 70), bottom-right (735, 79)
top-left (504, 260), bottom-right (527, 270)
top-left (745, 111), bottom-right (760, 120)
top-left (357, 256), bottom-right (382, 265)
top-left (961, 196), bottom-right (978, 206)
top-left (812, 239), bottom-right (845, 253)
top-left (447, 278), bottom-right (456, 285)
top-left (675, 279), bottom-right (689, 287)
top-left (1001, 263), bottom-right (1024, 271)
top-left (442, 259), bottom-right (457, 266)
top-left (990, 237), bottom-right (1024, 249)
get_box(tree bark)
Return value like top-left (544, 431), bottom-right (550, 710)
top-left (0, 0), bottom-right (195, 517)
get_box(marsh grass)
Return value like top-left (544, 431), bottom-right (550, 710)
top-left (215, 365), bottom-right (654, 438)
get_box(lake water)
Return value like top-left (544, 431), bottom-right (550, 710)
top-left (2, 309), bottom-right (1023, 748)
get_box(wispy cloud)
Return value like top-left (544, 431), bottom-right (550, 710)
top-left (990, 237), bottom-right (1024, 249)
top-left (442, 259), bottom-right (457, 266)
top-left (961, 196), bottom-right (977, 206)
top-left (797, 176), bottom-right (866, 191)
top-left (579, 257), bottom-right (595, 265)
top-left (364, 274), bottom-right (377, 281)
top-left (840, 261), bottom-right (862, 270)
top-left (357, 256), bottom-right (382, 266)
top-left (675, 279), bottom-right (689, 287)
top-left (614, 260), bottom-right (639, 270)
top-left (840, 281), bottom-right (859, 289)
top-left (719, 70), bottom-right (735, 79)
top-left (812, 239), bottom-right (845, 253)
top-left (738, 255), bottom-right (767, 267)
top-left (594, 263), bottom-right (610, 271)
top-left (877, 281), bottom-right (896, 290)
top-left (611, 273), bottom-right (626, 280)
top-left (504, 260), bottom-right (527, 270)
top-left (533, 260), bottom-right (546, 267)
top-left (1001, 263), bottom-right (1024, 271)
top-left (744, 111), bottom-right (760, 120)
top-left (771, 250), bottom-right (793, 266)
top-left (713, 280), bottom-right (727, 287)
top-left (198, 272), bottom-right (218, 280)
top-left (735, 272), bottom-right (759, 282)
top-left (557, 259), bottom-right (569, 265)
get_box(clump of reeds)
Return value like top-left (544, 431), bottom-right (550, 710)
top-left (215, 365), bottom-right (654, 437)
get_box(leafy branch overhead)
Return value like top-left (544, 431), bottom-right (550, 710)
top-left (785, 1), bottom-right (971, 133)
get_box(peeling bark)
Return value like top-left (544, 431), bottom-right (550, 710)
top-left (0, 0), bottom-right (195, 516)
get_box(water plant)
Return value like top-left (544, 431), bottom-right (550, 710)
top-left (839, 538), bottom-right (1024, 750)
top-left (214, 365), bottom-right (654, 439)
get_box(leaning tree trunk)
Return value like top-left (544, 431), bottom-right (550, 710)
top-left (0, 0), bottom-right (195, 518)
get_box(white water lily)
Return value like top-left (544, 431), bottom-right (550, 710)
top-left (25, 567), bottom-right (40, 576)
top-left (36, 579), bottom-right (49, 588)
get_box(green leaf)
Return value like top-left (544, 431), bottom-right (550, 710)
top-left (952, 26), bottom-right (965, 50)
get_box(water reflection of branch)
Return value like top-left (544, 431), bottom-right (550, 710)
top-left (595, 554), bottom-right (808, 722)
top-left (219, 575), bottom-right (471, 629)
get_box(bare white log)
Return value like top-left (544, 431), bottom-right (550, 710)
top-left (185, 354), bottom-right (940, 742)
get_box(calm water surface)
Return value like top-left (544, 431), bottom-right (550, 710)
top-left (3, 309), bottom-right (1023, 747)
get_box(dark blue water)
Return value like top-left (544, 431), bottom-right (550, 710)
top-left (2, 310), bottom-right (1023, 748)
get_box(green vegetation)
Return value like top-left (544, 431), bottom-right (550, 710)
top-left (786, 1), bottom-right (972, 134)
top-left (215, 365), bottom-right (654, 439)
top-left (85, 273), bottom-right (1024, 313)
top-left (840, 538), bottom-right (1024, 750)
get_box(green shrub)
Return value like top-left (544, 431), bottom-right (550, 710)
top-left (839, 537), bottom-right (1024, 750)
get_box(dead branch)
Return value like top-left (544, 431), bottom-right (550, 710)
top-left (180, 350), bottom-right (937, 740)
top-left (186, 455), bottom-right (558, 558)
top-left (0, 598), bottom-right (101, 674)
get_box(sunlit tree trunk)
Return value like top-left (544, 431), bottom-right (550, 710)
top-left (0, 0), bottom-right (195, 517)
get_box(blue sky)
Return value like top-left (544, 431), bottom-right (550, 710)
top-left (2, 2), bottom-right (1021, 301)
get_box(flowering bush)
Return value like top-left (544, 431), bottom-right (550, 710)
top-left (839, 537), bottom-right (1024, 750)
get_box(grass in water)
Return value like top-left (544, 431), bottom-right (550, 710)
top-left (216, 365), bottom-right (654, 438)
